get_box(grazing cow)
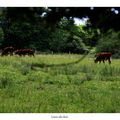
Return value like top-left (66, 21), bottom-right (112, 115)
top-left (14, 49), bottom-right (34, 56)
top-left (1, 46), bottom-right (15, 56)
top-left (94, 52), bottom-right (112, 64)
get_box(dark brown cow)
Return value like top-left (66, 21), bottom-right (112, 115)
top-left (1, 46), bottom-right (15, 56)
top-left (94, 52), bottom-right (112, 64)
top-left (14, 49), bottom-right (34, 56)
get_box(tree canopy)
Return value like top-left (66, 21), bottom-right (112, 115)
top-left (0, 7), bottom-right (120, 56)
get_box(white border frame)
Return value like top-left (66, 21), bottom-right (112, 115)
top-left (0, 0), bottom-right (120, 7)
top-left (0, 113), bottom-right (120, 120)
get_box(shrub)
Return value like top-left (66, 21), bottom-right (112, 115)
top-left (96, 30), bottom-right (120, 58)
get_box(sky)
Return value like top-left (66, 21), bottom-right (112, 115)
top-left (74, 17), bottom-right (88, 26)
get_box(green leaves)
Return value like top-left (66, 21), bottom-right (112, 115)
top-left (96, 30), bottom-right (120, 58)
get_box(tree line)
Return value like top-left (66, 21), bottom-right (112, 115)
top-left (0, 7), bottom-right (120, 57)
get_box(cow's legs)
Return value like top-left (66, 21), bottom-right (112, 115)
top-left (99, 60), bottom-right (101, 64)
top-left (108, 58), bottom-right (111, 64)
top-left (102, 59), bottom-right (105, 63)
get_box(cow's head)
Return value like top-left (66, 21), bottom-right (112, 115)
top-left (94, 59), bottom-right (98, 63)
top-left (94, 56), bottom-right (100, 63)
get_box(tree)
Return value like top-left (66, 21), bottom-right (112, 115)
top-left (0, 7), bottom-right (119, 54)
top-left (47, 7), bottom-right (120, 32)
top-left (96, 29), bottom-right (120, 58)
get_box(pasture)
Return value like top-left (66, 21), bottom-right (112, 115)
top-left (0, 54), bottom-right (120, 113)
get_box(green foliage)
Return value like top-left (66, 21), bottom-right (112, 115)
top-left (56, 18), bottom-right (89, 53)
top-left (2, 21), bottom-right (51, 50)
top-left (0, 7), bottom-right (120, 54)
top-left (0, 28), bottom-right (4, 46)
top-left (49, 28), bottom-right (69, 52)
top-left (0, 8), bottom-right (97, 54)
top-left (82, 27), bottom-right (101, 46)
top-left (96, 30), bottom-right (120, 58)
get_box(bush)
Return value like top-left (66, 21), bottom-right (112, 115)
top-left (96, 30), bottom-right (120, 58)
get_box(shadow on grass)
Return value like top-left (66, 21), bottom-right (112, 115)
top-left (29, 50), bottom-right (94, 85)
top-left (31, 51), bottom-right (90, 70)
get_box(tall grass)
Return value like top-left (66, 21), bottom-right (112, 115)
top-left (0, 54), bottom-right (120, 112)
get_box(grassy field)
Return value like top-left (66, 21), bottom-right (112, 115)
top-left (0, 54), bottom-right (120, 113)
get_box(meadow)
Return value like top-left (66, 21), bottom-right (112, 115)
top-left (0, 54), bottom-right (120, 113)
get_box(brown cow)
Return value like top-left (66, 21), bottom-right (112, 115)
top-left (14, 49), bottom-right (34, 56)
top-left (94, 52), bottom-right (112, 64)
top-left (1, 46), bottom-right (15, 56)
